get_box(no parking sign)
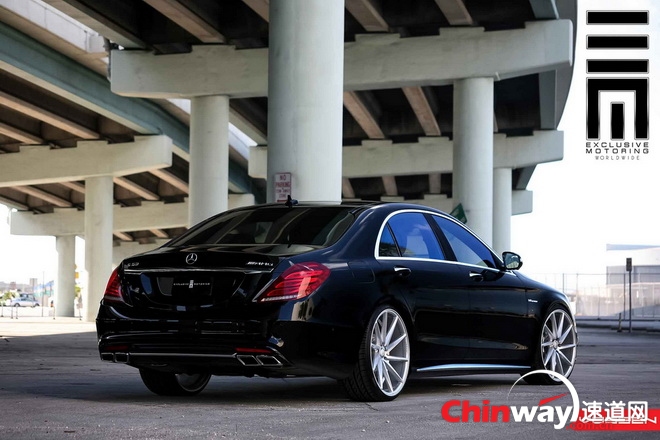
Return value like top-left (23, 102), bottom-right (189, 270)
top-left (274, 172), bottom-right (292, 203)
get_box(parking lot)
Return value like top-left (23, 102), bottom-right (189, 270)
top-left (0, 316), bottom-right (659, 439)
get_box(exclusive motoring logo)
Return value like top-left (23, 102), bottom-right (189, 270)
top-left (585, 10), bottom-right (651, 161)
top-left (440, 370), bottom-right (659, 431)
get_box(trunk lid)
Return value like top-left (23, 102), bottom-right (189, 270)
top-left (117, 245), bottom-right (300, 315)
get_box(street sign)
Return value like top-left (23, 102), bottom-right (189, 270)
top-left (274, 172), bottom-right (292, 203)
top-left (450, 203), bottom-right (467, 224)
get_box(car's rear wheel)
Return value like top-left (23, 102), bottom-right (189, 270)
top-left (139, 369), bottom-right (211, 396)
top-left (524, 305), bottom-right (577, 385)
top-left (13, 303), bottom-right (19, 307)
top-left (340, 306), bottom-right (410, 401)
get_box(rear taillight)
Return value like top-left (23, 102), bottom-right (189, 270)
top-left (257, 262), bottom-right (330, 302)
top-left (103, 267), bottom-right (125, 304)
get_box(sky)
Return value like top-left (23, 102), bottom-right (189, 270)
top-left (511, 0), bottom-right (660, 275)
top-left (1, 0), bottom-right (659, 286)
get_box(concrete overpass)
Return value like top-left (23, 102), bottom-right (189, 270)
top-left (0, 0), bottom-right (576, 320)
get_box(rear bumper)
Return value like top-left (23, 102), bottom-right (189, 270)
top-left (96, 307), bottom-right (361, 379)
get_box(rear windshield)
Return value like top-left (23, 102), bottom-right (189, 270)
top-left (168, 206), bottom-right (356, 247)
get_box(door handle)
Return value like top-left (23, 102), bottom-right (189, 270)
top-left (469, 272), bottom-right (484, 282)
top-left (394, 266), bottom-right (411, 277)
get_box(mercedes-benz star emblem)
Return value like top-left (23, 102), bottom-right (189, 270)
top-left (185, 253), bottom-right (198, 265)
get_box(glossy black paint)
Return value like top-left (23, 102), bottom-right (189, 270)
top-left (96, 202), bottom-right (572, 382)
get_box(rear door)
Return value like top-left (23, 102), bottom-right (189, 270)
top-left (376, 211), bottom-right (471, 366)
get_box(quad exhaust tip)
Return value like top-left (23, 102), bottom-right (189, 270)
top-left (101, 351), bottom-right (284, 367)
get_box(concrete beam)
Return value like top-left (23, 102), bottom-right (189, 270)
top-left (402, 86), bottom-right (441, 136)
top-left (13, 185), bottom-right (72, 207)
top-left (150, 168), bottom-right (188, 193)
top-left (0, 0), bottom-right (107, 77)
top-left (113, 231), bottom-right (133, 242)
top-left (142, 0), bottom-right (226, 43)
top-left (0, 194), bottom-right (28, 210)
top-left (0, 121), bottom-right (43, 144)
top-left (60, 181), bottom-right (85, 194)
top-left (529, 0), bottom-right (559, 19)
top-left (428, 173), bottom-right (442, 194)
top-left (493, 131), bottom-right (564, 169)
top-left (242, 0), bottom-right (269, 21)
top-left (149, 228), bottom-right (169, 239)
top-left (0, 21), bottom-right (259, 196)
top-left (346, 0), bottom-right (389, 32)
top-left (513, 190), bottom-right (533, 215)
top-left (342, 178), bottom-right (356, 199)
top-left (0, 90), bottom-right (99, 138)
top-left (382, 176), bottom-right (398, 197)
top-left (41, 0), bottom-right (146, 49)
top-left (434, 0), bottom-right (473, 25)
top-left (113, 176), bottom-right (159, 201)
top-left (346, 21), bottom-right (572, 89)
top-left (343, 91), bottom-right (385, 139)
top-left (383, 191), bottom-right (531, 216)
top-left (10, 194), bottom-right (255, 236)
top-left (0, 136), bottom-right (172, 188)
top-left (250, 131), bottom-right (563, 179)
top-left (111, 20), bottom-right (572, 98)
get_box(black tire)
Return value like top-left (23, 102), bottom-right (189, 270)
top-left (524, 305), bottom-right (577, 385)
top-left (339, 306), bottom-right (410, 401)
top-left (139, 369), bottom-right (211, 396)
top-left (13, 303), bottom-right (19, 307)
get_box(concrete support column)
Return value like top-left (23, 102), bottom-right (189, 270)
top-left (55, 235), bottom-right (76, 317)
top-left (189, 95), bottom-right (229, 226)
top-left (452, 77), bottom-right (494, 244)
top-left (267, 0), bottom-right (344, 203)
top-left (84, 176), bottom-right (113, 322)
top-left (493, 167), bottom-right (512, 255)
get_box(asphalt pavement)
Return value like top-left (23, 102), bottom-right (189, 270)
top-left (0, 316), bottom-right (659, 439)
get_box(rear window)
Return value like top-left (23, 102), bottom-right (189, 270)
top-left (168, 206), bottom-right (355, 247)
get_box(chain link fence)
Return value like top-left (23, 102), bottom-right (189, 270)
top-left (528, 272), bottom-right (660, 318)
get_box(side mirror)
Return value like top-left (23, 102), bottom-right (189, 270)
top-left (502, 252), bottom-right (523, 270)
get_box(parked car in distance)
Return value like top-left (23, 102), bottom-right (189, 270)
top-left (10, 293), bottom-right (40, 307)
top-left (96, 202), bottom-right (577, 401)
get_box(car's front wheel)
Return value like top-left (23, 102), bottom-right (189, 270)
top-left (524, 305), bottom-right (577, 385)
top-left (139, 369), bottom-right (211, 396)
top-left (340, 306), bottom-right (410, 401)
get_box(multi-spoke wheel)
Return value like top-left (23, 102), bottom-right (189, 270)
top-left (524, 306), bottom-right (577, 385)
top-left (139, 369), bottom-right (211, 396)
top-left (340, 306), bottom-right (410, 401)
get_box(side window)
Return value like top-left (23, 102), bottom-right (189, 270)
top-left (433, 216), bottom-right (496, 268)
top-left (384, 213), bottom-right (444, 260)
top-left (378, 225), bottom-right (400, 257)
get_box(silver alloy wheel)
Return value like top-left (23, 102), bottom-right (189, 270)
top-left (541, 308), bottom-right (577, 380)
top-left (369, 308), bottom-right (410, 397)
top-left (175, 373), bottom-right (211, 393)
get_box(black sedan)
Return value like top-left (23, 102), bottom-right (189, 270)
top-left (96, 202), bottom-right (577, 401)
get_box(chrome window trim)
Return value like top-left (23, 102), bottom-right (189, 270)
top-left (377, 256), bottom-right (517, 276)
top-left (374, 209), bottom-right (506, 269)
